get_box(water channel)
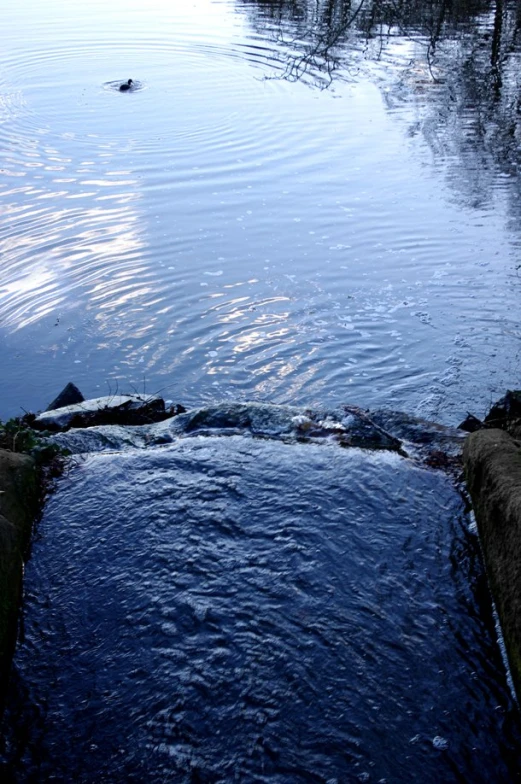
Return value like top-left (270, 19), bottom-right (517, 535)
top-left (1, 1), bottom-right (521, 781)
top-left (2, 408), bottom-right (521, 782)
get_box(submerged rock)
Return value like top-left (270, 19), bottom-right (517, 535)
top-left (371, 409), bottom-right (466, 457)
top-left (46, 401), bottom-right (404, 455)
top-left (33, 394), bottom-right (184, 433)
top-left (49, 423), bottom-right (156, 455)
top-left (177, 402), bottom-right (401, 444)
top-left (165, 402), bottom-right (405, 453)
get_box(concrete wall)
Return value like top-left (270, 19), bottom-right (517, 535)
top-left (464, 429), bottom-right (521, 699)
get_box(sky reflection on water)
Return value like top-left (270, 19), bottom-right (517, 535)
top-left (0, 0), bottom-right (520, 421)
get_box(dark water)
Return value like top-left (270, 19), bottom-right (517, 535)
top-left (0, 0), bottom-right (521, 422)
top-left (2, 431), bottom-right (521, 782)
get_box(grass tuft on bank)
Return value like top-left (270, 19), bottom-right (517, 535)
top-left (0, 415), bottom-right (70, 469)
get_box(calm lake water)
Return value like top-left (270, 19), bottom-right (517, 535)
top-left (1, 0), bottom-right (520, 422)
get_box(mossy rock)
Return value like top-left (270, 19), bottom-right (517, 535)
top-left (464, 429), bottom-right (521, 698)
top-left (0, 449), bottom-right (39, 706)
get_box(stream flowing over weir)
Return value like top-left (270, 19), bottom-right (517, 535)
top-left (2, 404), bottom-right (521, 782)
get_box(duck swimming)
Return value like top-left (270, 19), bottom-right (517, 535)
top-left (119, 79), bottom-right (133, 91)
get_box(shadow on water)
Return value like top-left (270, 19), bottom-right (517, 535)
top-left (1, 414), bottom-right (521, 781)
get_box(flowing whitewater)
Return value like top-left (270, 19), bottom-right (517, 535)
top-left (1, 406), bottom-right (521, 782)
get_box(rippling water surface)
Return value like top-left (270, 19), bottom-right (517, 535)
top-left (1, 0), bottom-right (520, 421)
top-left (2, 431), bottom-right (521, 782)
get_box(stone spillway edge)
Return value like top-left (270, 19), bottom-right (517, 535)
top-left (464, 429), bottom-right (521, 699)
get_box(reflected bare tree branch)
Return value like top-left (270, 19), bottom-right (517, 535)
top-left (238, 0), bottom-right (521, 221)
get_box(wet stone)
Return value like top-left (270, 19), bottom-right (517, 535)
top-left (45, 382), bottom-right (85, 412)
top-left (45, 401), bottom-right (404, 455)
top-left (484, 390), bottom-right (521, 429)
top-left (33, 395), bottom-right (185, 433)
top-left (458, 414), bottom-right (484, 433)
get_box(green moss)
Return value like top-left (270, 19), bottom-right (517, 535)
top-left (0, 416), bottom-right (70, 464)
top-left (0, 410), bottom-right (72, 716)
top-left (0, 417), bottom-right (69, 714)
top-left (0, 417), bottom-right (39, 453)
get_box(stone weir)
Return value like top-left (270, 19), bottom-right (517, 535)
top-left (0, 385), bottom-right (468, 715)
top-left (5, 383), bottom-right (521, 716)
